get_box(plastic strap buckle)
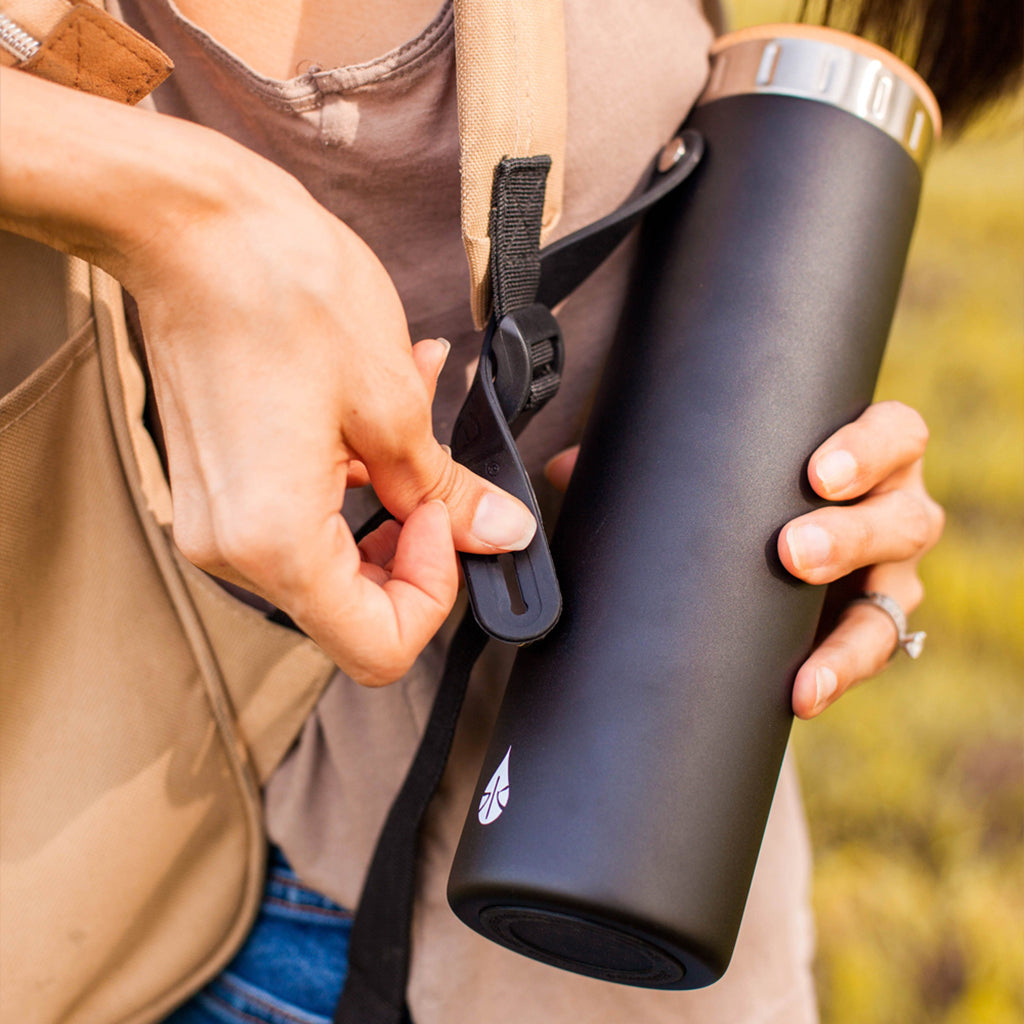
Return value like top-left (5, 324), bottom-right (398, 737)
top-left (451, 303), bottom-right (564, 643)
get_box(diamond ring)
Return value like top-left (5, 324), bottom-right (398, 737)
top-left (850, 591), bottom-right (926, 659)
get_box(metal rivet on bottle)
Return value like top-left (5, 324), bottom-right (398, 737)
top-left (657, 136), bottom-right (687, 173)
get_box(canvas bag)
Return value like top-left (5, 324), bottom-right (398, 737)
top-left (0, 2), bottom-right (565, 1021)
top-left (0, 234), bottom-right (337, 1024)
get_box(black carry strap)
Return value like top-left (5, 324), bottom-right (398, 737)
top-left (332, 132), bottom-right (703, 1024)
top-left (332, 611), bottom-right (489, 1024)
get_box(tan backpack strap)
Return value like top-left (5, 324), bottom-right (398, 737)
top-left (453, 0), bottom-right (567, 328)
top-left (0, 0), bottom-right (172, 104)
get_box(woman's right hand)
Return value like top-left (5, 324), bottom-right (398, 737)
top-left (0, 68), bottom-right (536, 685)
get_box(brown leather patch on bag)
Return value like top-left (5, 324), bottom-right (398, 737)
top-left (20, 2), bottom-right (172, 104)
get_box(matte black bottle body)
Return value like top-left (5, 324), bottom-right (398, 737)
top-left (449, 29), bottom-right (935, 989)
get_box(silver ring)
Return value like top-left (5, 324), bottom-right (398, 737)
top-left (850, 591), bottom-right (926, 659)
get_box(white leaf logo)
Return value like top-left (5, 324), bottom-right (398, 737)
top-left (478, 746), bottom-right (511, 825)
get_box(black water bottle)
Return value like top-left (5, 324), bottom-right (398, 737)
top-left (448, 25), bottom-right (940, 989)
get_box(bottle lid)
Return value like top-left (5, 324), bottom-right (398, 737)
top-left (698, 24), bottom-right (941, 167)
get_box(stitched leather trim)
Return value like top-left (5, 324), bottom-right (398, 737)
top-left (15, 1), bottom-right (172, 104)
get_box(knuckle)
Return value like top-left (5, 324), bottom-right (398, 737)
top-left (848, 509), bottom-right (876, 563)
top-left (898, 491), bottom-right (934, 552)
top-left (904, 575), bottom-right (925, 612)
top-left (862, 400), bottom-right (929, 460)
top-left (420, 452), bottom-right (468, 505)
top-left (356, 387), bottom-right (432, 460)
top-left (390, 447), bottom-right (472, 514)
top-left (211, 505), bottom-right (295, 582)
top-left (834, 611), bottom-right (891, 679)
top-left (172, 520), bottom-right (218, 570)
top-left (889, 400), bottom-right (930, 455)
top-left (925, 495), bottom-right (946, 546)
top-left (351, 649), bottom-right (413, 688)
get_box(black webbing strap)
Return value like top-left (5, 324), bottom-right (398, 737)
top-left (332, 610), bottom-right (489, 1024)
top-left (489, 155), bottom-right (551, 319)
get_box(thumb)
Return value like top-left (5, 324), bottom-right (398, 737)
top-left (369, 441), bottom-right (537, 555)
top-left (409, 337), bottom-right (451, 403)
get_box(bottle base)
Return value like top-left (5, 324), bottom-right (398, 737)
top-left (474, 903), bottom-right (722, 989)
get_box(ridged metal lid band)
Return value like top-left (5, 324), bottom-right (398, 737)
top-left (698, 25), bottom-right (941, 168)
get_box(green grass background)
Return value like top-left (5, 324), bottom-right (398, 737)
top-left (727, 4), bottom-right (1024, 1021)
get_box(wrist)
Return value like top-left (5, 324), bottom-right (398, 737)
top-left (0, 67), bottom-right (286, 286)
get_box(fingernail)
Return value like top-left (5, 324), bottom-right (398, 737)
top-left (435, 337), bottom-right (451, 373)
top-left (471, 493), bottom-right (537, 550)
top-left (814, 666), bottom-right (838, 709)
top-left (815, 449), bottom-right (857, 494)
top-left (426, 338), bottom-right (452, 384)
top-left (440, 444), bottom-right (452, 458)
top-left (787, 523), bottom-right (832, 571)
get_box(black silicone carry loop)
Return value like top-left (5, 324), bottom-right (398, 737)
top-left (452, 305), bottom-right (564, 643)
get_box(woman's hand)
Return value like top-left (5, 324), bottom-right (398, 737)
top-left (0, 69), bottom-right (536, 687)
top-left (544, 400), bottom-right (944, 719)
top-left (777, 400), bottom-right (944, 718)
top-left (125, 152), bottom-right (538, 688)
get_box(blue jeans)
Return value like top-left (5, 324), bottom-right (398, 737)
top-left (164, 847), bottom-right (352, 1024)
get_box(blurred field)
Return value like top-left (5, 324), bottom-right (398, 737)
top-left (729, 4), bottom-right (1024, 1022)
top-left (798, 119), bottom-right (1024, 1024)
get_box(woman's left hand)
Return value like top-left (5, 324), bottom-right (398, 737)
top-left (544, 399), bottom-right (944, 721)
top-left (776, 400), bottom-right (944, 718)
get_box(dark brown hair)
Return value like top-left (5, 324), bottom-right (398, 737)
top-left (802, 0), bottom-right (1023, 131)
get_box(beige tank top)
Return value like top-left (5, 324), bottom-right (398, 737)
top-left (110, 2), bottom-right (818, 1021)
